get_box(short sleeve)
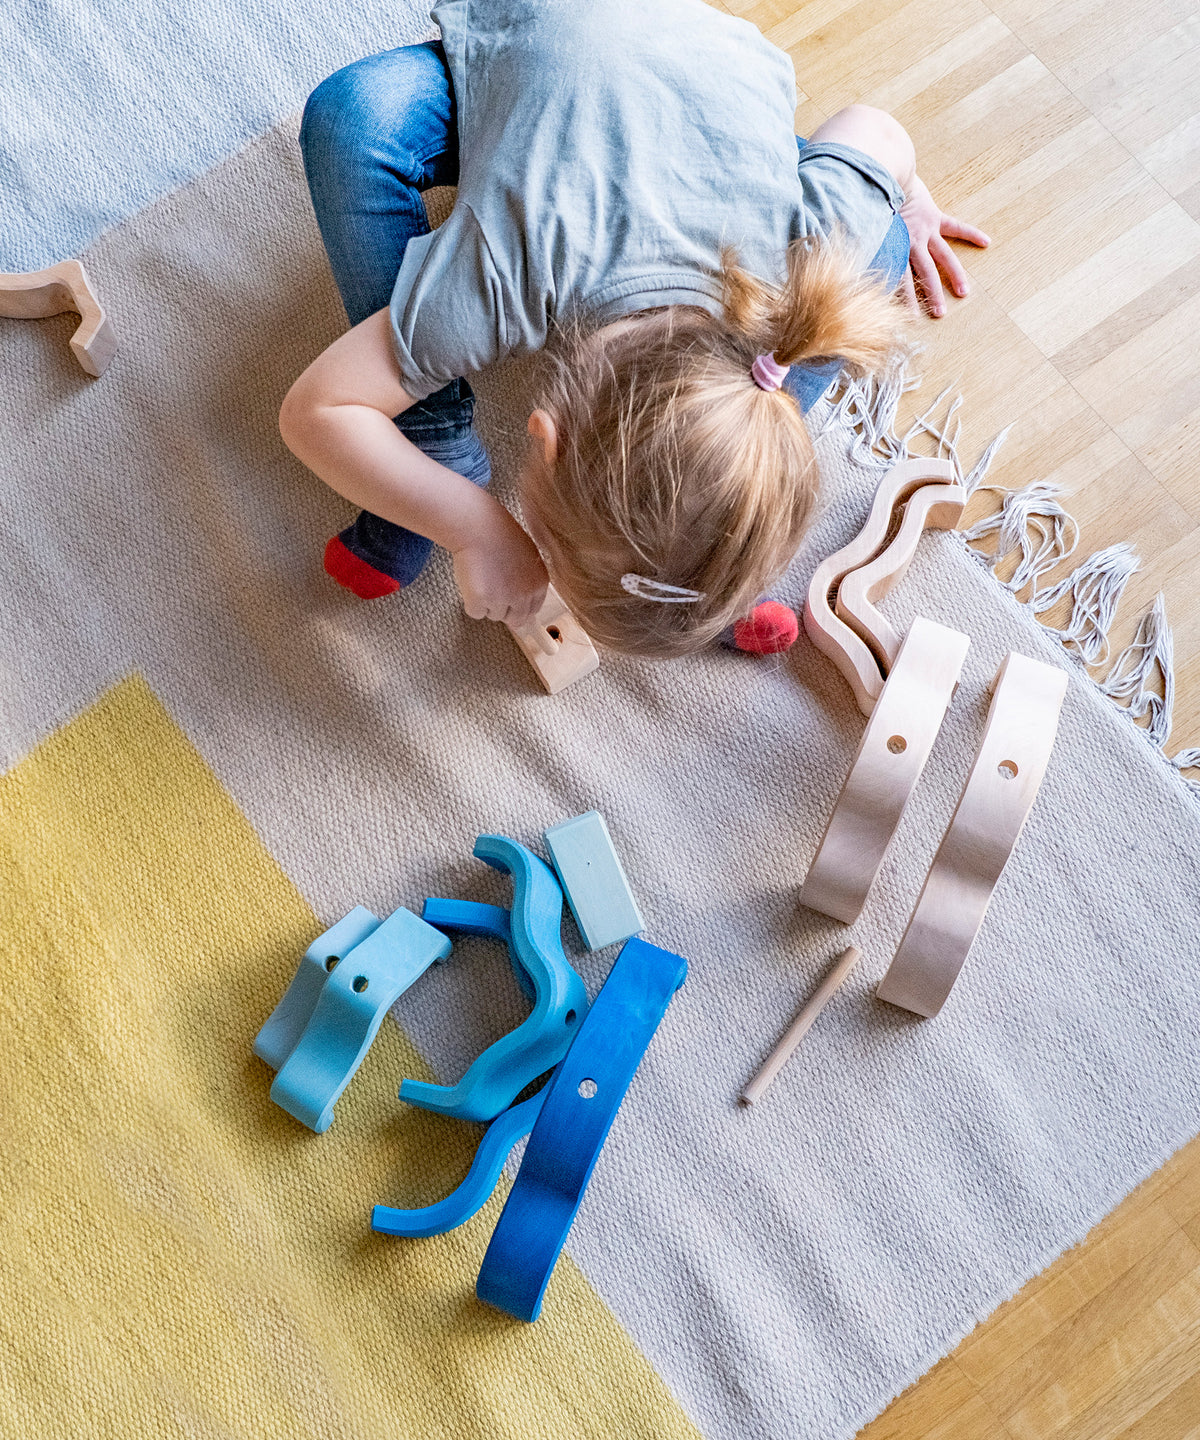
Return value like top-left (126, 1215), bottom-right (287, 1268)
top-left (795, 140), bottom-right (906, 269)
top-left (388, 202), bottom-right (509, 402)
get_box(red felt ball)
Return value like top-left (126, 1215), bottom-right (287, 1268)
top-left (731, 600), bottom-right (800, 655)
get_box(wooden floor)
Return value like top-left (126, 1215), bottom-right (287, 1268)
top-left (714, 0), bottom-right (1200, 1434)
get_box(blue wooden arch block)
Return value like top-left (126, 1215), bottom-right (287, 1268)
top-left (398, 835), bottom-right (588, 1125)
top-left (268, 906), bottom-right (451, 1133)
top-left (253, 907), bottom-right (382, 1073)
top-left (371, 1090), bottom-right (545, 1239)
top-left (475, 936), bottom-right (687, 1322)
top-left (421, 897), bottom-right (534, 1002)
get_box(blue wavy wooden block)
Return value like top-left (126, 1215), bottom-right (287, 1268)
top-left (252, 906), bottom-right (382, 1072)
top-left (268, 906), bottom-right (451, 1133)
top-left (371, 1090), bottom-right (545, 1238)
top-left (399, 835), bottom-right (588, 1124)
top-left (475, 935), bottom-right (687, 1322)
top-left (544, 810), bottom-right (644, 951)
top-left (421, 896), bottom-right (534, 1002)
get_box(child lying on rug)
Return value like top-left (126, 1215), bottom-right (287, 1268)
top-left (279, 0), bottom-right (988, 658)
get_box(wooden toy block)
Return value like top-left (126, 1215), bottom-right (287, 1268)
top-left (803, 458), bottom-right (957, 716)
top-left (507, 585), bottom-right (599, 694)
top-left (799, 617), bottom-right (970, 924)
top-left (253, 906), bottom-right (382, 1072)
top-left (544, 810), bottom-right (644, 951)
top-left (740, 946), bottom-right (861, 1105)
top-left (399, 835), bottom-right (588, 1123)
top-left (835, 481), bottom-right (967, 671)
top-left (876, 652), bottom-right (1069, 1018)
top-left (475, 936), bottom-right (687, 1322)
top-left (373, 1090), bottom-right (545, 1238)
top-left (268, 906), bottom-right (452, 1132)
top-left (0, 260), bottom-right (118, 377)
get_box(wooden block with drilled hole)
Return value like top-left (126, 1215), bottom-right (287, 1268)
top-left (835, 482), bottom-right (967, 671)
top-left (507, 585), bottom-right (599, 694)
top-left (876, 652), bottom-right (1069, 1018)
top-left (799, 616), bottom-right (970, 924)
top-left (0, 260), bottom-right (117, 377)
top-left (803, 458), bottom-right (957, 716)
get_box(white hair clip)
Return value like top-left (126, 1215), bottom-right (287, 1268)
top-left (620, 573), bottom-right (707, 604)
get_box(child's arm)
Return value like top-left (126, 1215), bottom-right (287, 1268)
top-left (808, 105), bottom-right (990, 318)
top-left (280, 308), bottom-right (548, 625)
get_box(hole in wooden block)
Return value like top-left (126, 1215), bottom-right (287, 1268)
top-left (886, 735), bottom-right (907, 754)
top-left (578, 1078), bottom-right (598, 1099)
top-left (546, 625), bottom-right (563, 644)
top-left (998, 760), bottom-right (1019, 780)
top-left (325, 955), bottom-right (339, 971)
top-left (352, 975), bottom-right (369, 993)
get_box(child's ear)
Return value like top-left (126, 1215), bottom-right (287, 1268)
top-left (527, 409), bottom-right (558, 468)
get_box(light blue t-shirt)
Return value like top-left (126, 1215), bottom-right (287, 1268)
top-left (390, 0), bottom-right (904, 400)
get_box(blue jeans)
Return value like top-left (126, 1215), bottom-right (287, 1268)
top-left (299, 43), bottom-right (910, 588)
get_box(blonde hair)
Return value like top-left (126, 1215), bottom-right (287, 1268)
top-left (522, 236), bottom-right (908, 659)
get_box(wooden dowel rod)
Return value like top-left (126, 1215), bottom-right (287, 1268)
top-left (739, 946), bottom-right (862, 1105)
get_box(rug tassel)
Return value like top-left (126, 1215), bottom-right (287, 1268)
top-left (818, 353), bottom-right (920, 466)
top-left (1029, 543), bottom-right (1140, 668)
top-left (1099, 594), bottom-right (1175, 746)
top-left (960, 481), bottom-right (1080, 595)
top-left (1171, 748), bottom-right (1200, 794)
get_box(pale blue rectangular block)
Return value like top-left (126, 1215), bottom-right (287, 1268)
top-left (544, 810), bottom-right (644, 952)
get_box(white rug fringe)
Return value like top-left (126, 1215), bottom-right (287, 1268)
top-left (1029, 543), bottom-right (1140, 667)
top-left (1099, 593), bottom-right (1174, 746)
top-left (960, 482), bottom-right (1080, 595)
top-left (826, 365), bottom-right (1198, 796)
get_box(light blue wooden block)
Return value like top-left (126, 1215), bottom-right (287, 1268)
top-left (268, 906), bottom-right (451, 1133)
top-left (544, 810), bottom-right (644, 952)
top-left (252, 906), bottom-right (382, 1072)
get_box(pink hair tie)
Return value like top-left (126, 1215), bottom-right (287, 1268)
top-left (751, 352), bottom-right (790, 391)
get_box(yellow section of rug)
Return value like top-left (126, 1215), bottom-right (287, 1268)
top-left (0, 675), bottom-right (699, 1440)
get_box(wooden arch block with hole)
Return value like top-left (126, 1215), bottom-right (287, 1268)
top-left (876, 651), bottom-right (1069, 1018)
top-left (0, 260), bottom-right (118, 377)
top-left (835, 481), bottom-right (967, 671)
top-left (507, 585), bottom-right (599, 694)
top-left (799, 617), bottom-right (970, 924)
top-left (266, 906), bottom-right (452, 1132)
top-left (803, 458), bottom-right (957, 716)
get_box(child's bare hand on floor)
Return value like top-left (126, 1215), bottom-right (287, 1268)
top-left (900, 174), bottom-right (990, 318)
top-left (451, 514), bottom-right (549, 627)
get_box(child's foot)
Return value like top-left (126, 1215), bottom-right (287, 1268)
top-left (322, 510), bottom-right (435, 599)
top-left (721, 599), bottom-right (800, 654)
top-left (323, 533), bottom-right (402, 599)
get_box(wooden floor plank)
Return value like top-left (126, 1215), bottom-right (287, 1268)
top-left (1003, 1266), bottom-right (1200, 1440)
top-left (953, 1203), bottom-right (1185, 1390)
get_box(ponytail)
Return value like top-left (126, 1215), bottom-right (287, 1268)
top-left (720, 233), bottom-right (906, 373)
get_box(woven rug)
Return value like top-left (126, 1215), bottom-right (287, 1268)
top-left (4, 15), bottom-right (1200, 1440)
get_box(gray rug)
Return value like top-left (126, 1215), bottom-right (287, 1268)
top-left (3, 114), bottom-right (1200, 1440)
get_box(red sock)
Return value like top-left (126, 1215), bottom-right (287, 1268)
top-left (323, 535), bottom-right (401, 600)
top-left (727, 600), bottom-right (800, 655)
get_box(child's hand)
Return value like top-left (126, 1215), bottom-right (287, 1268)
top-left (900, 174), bottom-right (990, 318)
top-left (451, 512), bottom-right (549, 627)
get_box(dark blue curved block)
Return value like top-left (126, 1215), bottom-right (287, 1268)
top-left (475, 936), bottom-right (687, 1322)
